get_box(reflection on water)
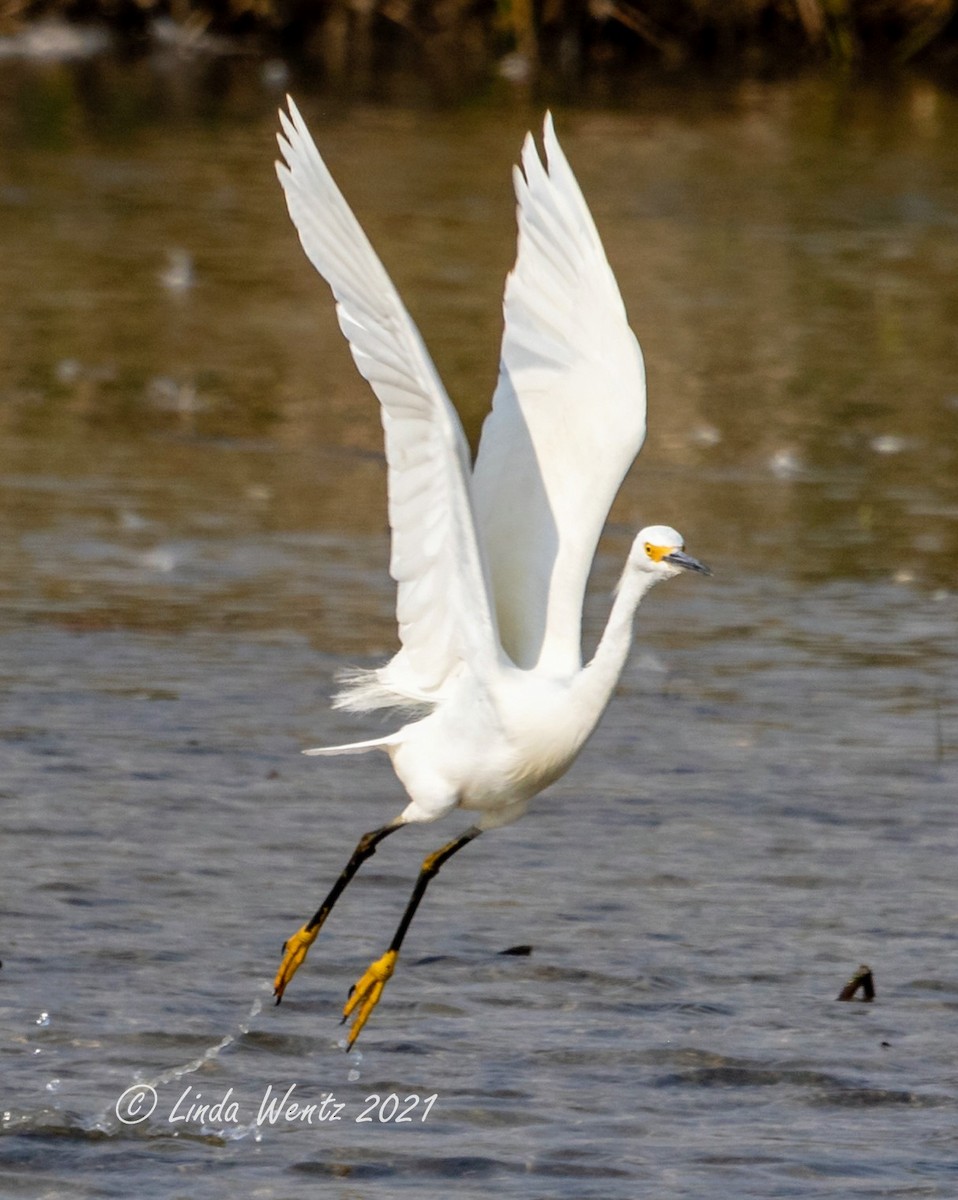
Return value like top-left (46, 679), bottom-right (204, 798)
top-left (2, 69), bottom-right (957, 597)
top-left (1, 63), bottom-right (957, 1199)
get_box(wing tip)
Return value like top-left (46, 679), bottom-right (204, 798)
top-left (276, 95), bottom-right (319, 174)
top-left (541, 108), bottom-right (567, 174)
top-left (280, 93), bottom-right (304, 131)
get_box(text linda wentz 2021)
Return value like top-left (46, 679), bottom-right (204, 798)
top-left (114, 1082), bottom-right (438, 1127)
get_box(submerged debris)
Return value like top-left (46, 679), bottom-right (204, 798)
top-left (837, 964), bottom-right (875, 1002)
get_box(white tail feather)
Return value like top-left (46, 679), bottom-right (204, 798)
top-left (302, 732), bottom-right (400, 757)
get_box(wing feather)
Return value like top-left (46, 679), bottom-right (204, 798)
top-left (276, 99), bottom-right (499, 708)
top-left (472, 113), bottom-right (647, 675)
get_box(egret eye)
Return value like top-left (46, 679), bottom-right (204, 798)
top-left (644, 542), bottom-right (653, 555)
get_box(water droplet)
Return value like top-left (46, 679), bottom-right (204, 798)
top-left (871, 434), bottom-right (907, 455)
top-left (769, 448), bottom-right (802, 479)
top-left (347, 1047), bottom-right (362, 1082)
top-left (159, 248), bottom-right (195, 294)
top-left (690, 423), bottom-right (721, 447)
top-left (55, 358), bottom-right (82, 385)
top-left (140, 547), bottom-right (177, 573)
top-left (36, 1012), bottom-right (50, 1027)
top-left (261, 58), bottom-right (289, 88)
top-left (498, 51), bottom-right (532, 83)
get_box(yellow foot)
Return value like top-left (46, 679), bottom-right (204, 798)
top-left (342, 950), bottom-right (397, 1049)
top-left (273, 925), bottom-right (319, 1003)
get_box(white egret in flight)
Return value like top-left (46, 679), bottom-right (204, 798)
top-left (271, 100), bottom-right (709, 1048)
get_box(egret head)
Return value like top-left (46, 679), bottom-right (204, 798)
top-left (630, 525), bottom-right (711, 580)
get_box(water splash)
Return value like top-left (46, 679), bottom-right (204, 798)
top-left (87, 991), bottom-right (266, 1136)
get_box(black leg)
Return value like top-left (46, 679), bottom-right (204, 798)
top-left (388, 826), bottom-right (482, 955)
top-left (342, 825), bottom-right (483, 1047)
top-left (273, 818), bottom-right (404, 1003)
top-left (304, 820), bottom-right (403, 934)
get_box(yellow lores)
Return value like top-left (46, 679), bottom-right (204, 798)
top-left (271, 101), bottom-right (710, 1049)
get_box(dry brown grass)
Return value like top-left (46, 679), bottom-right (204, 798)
top-left (2, 0), bottom-right (956, 72)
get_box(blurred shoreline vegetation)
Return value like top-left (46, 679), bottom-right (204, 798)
top-left (0, 0), bottom-right (957, 97)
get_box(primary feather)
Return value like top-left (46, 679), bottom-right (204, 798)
top-left (276, 100), bottom-right (501, 714)
top-left (472, 113), bottom-right (647, 676)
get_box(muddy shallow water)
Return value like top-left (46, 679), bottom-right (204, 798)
top-left (1, 66), bottom-right (957, 1198)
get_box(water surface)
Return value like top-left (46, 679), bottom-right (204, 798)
top-left (1, 68), bottom-right (957, 1198)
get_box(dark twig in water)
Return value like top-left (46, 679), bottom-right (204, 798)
top-left (837, 964), bottom-right (875, 1002)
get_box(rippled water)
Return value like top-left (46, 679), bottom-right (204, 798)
top-left (1, 66), bottom-right (957, 1198)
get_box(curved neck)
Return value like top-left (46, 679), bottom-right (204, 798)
top-left (571, 566), bottom-right (658, 738)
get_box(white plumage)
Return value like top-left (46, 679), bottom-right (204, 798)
top-left (473, 116), bottom-right (646, 676)
top-left (272, 101), bottom-right (709, 1047)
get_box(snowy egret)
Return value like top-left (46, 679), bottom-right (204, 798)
top-left (272, 100), bottom-right (709, 1047)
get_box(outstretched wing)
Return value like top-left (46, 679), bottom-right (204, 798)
top-left (276, 99), bottom-right (500, 705)
top-left (471, 114), bottom-right (647, 676)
